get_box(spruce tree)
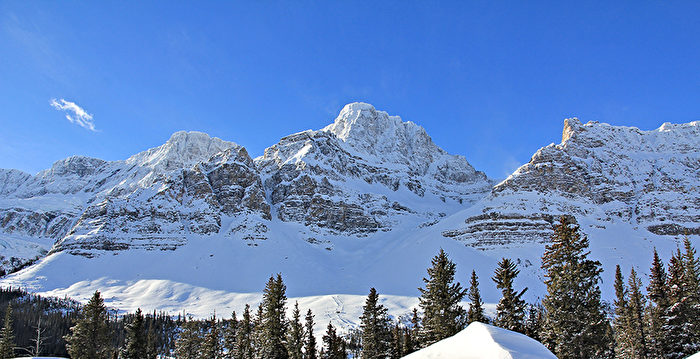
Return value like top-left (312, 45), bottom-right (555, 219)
top-left (391, 324), bottom-right (403, 359)
top-left (224, 311), bottom-right (239, 359)
top-left (467, 270), bottom-right (487, 324)
top-left (287, 302), bottom-right (304, 359)
top-left (304, 309), bottom-right (317, 359)
top-left (492, 258), bottom-right (527, 333)
top-left (260, 274), bottom-right (289, 359)
top-left (613, 265), bottom-right (629, 358)
top-left (174, 317), bottom-right (201, 359)
top-left (237, 305), bottom-right (254, 359)
top-left (646, 248), bottom-right (669, 358)
top-left (121, 308), bottom-right (147, 359)
top-left (524, 303), bottom-right (544, 342)
top-left (359, 288), bottom-right (392, 359)
top-left (254, 303), bottom-right (265, 358)
top-left (540, 216), bottom-right (611, 359)
top-left (662, 249), bottom-right (699, 358)
top-left (681, 237), bottom-right (700, 345)
top-left (0, 304), bottom-right (14, 359)
top-left (200, 314), bottom-right (222, 359)
top-left (65, 290), bottom-right (113, 359)
top-left (625, 268), bottom-right (648, 359)
top-left (402, 326), bottom-right (415, 356)
top-left (145, 325), bottom-right (158, 359)
top-left (417, 249), bottom-right (466, 346)
top-left (321, 323), bottom-right (345, 359)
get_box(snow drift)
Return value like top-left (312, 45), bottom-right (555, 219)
top-left (403, 322), bottom-right (557, 359)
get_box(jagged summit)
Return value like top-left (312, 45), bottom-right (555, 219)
top-left (322, 103), bottom-right (440, 167)
top-left (127, 130), bottom-right (238, 171)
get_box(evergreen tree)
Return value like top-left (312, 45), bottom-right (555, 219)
top-left (121, 308), bottom-right (147, 359)
top-left (224, 311), bottom-right (239, 359)
top-left (260, 274), bottom-right (289, 359)
top-left (145, 325), bottom-right (158, 359)
top-left (524, 303), bottom-right (544, 342)
top-left (540, 216), bottom-right (611, 359)
top-left (402, 326), bottom-right (415, 356)
top-left (662, 249), bottom-right (699, 358)
top-left (0, 304), bottom-right (14, 359)
top-left (467, 270), bottom-right (487, 324)
top-left (682, 237), bottom-right (700, 344)
top-left (253, 303), bottom-right (265, 358)
top-left (64, 290), bottom-right (113, 359)
top-left (625, 268), bottom-right (648, 359)
top-left (646, 248), bottom-right (669, 358)
top-left (200, 314), bottom-right (222, 359)
top-left (492, 258), bottom-right (527, 333)
top-left (236, 305), bottom-right (254, 359)
top-left (391, 324), bottom-right (403, 359)
top-left (321, 323), bottom-right (345, 359)
top-left (613, 265), bottom-right (629, 358)
top-left (303, 309), bottom-right (317, 359)
top-left (287, 302), bottom-right (304, 359)
top-left (359, 288), bottom-right (392, 359)
top-left (417, 249), bottom-right (467, 346)
top-left (174, 317), bottom-right (201, 359)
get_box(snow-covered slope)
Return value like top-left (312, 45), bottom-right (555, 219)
top-left (0, 104), bottom-right (697, 335)
top-left (403, 322), bottom-right (557, 359)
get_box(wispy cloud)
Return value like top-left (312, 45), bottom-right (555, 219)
top-left (50, 98), bottom-right (97, 132)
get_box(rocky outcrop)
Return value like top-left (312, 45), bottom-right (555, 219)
top-left (443, 119), bottom-right (700, 249)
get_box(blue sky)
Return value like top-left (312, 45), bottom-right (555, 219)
top-left (1, 1), bottom-right (698, 179)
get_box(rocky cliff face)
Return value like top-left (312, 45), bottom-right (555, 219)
top-left (443, 118), bottom-right (700, 248)
top-left (1, 106), bottom-right (697, 271)
top-left (0, 104), bottom-right (492, 267)
top-left (256, 103), bottom-right (491, 234)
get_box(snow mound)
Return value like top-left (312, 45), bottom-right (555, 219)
top-left (403, 322), bottom-right (557, 359)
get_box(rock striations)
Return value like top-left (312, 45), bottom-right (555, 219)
top-left (0, 104), bottom-right (697, 276)
top-left (442, 118), bottom-right (699, 248)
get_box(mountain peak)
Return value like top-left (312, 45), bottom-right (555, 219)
top-left (129, 131), bottom-right (238, 170)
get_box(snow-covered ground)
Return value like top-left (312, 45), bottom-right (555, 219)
top-left (404, 322), bottom-right (557, 359)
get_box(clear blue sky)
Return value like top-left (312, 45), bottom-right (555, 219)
top-left (1, 1), bottom-right (698, 179)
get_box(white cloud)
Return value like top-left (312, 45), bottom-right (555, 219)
top-left (50, 98), bottom-right (96, 132)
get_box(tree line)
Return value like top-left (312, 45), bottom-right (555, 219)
top-left (0, 216), bottom-right (698, 359)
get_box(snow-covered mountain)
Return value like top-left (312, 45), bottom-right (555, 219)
top-left (0, 103), bottom-right (697, 335)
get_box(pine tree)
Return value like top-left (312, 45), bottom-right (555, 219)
top-left (492, 258), bottom-right (527, 333)
top-left (303, 309), bottom-right (317, 359)
top-left (467, 270), bottom-right (487, 324)
top-left (540, 216), bottom-right (611, 359)
top-left (64, 290), bottom-right (113, 359)
top-left (174, 317), bottom-right (201, 359)
top-left (224, 311), bottom-right (239, 359)
top-left (646, 248), bottom-right (669, 358)
top-left (200, 314), bottom-right (222, 359)
top-left (417, 249), bottom-right (467, 346)
top-left (359, 288), bottom-right (392, 359)
top-left (121, 308), bottom-right (147, 359)
top-left (321, 323), bottom-right (345, 359)
top-left (254, 303), bottom-right (265, 358)
top-left (260, 274), bottom-right (289, 359)
top-left (0, 304), bottom-right (14, 359)
top-left (287, 302), bottom-right (304, 359)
